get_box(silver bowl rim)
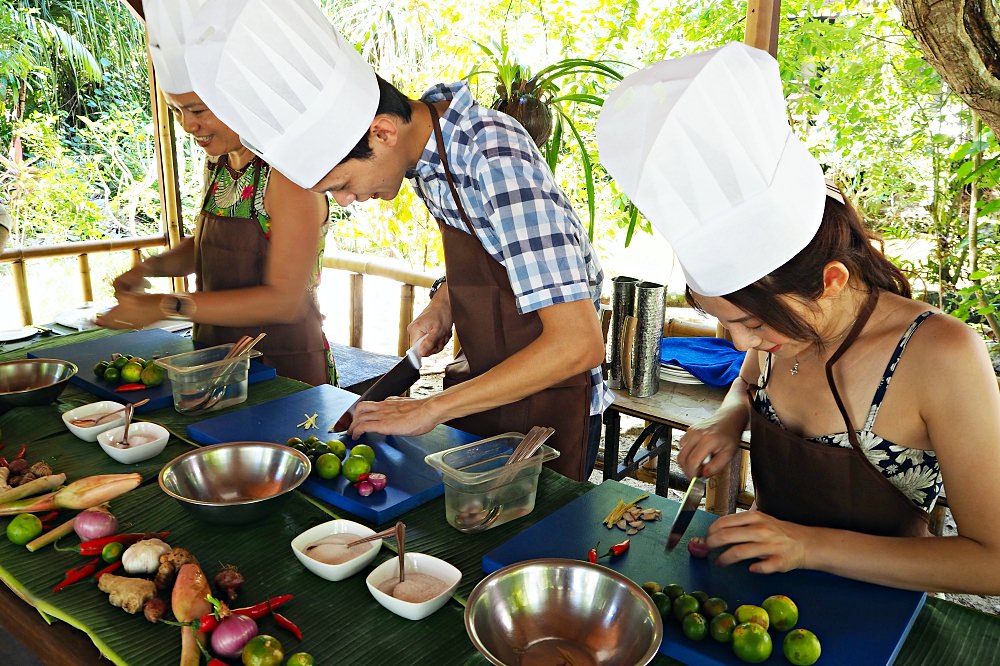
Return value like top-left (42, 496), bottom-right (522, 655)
top-left (464, 557), bottom-right (664, 666)
top-left (158, 441), bottom-right (312, 508)
top-left (0, 358), bottom-right (78, 397)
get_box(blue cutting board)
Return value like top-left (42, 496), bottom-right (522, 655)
top-left (186, 384), bottom-right (479, 524)
top-left (28, 329), bottom-right (276, 413)
top-left (483, 480), bottom-right (925, 666)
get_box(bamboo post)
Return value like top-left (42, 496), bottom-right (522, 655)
top-left (78, 254), bottom-right (94, 304)
top-left (744, 0), bottom-right (781, 56)
top-left (399, 283), bottom-right (415, 357)
top-left (350, 273), bottom-right (364, 348)
top-left (13, 259), bottom-right (32, 325)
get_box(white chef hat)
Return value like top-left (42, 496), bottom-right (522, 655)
top-left (596, 42), bottom-right (826, 297)
top-left (145, 0), bottom-right (206, 95)
top-left (185, 0), bottom-right (378, 189)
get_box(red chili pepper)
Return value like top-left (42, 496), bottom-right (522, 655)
top-left (587, 544), bottom-right (599, 564)
top-left (208, 660), bottom-right (228, 666)
top-left (609, 538), bottom-right (631, 557)
top-left (53, 558), bottom-right (101, 592)
top-left (94, 560), bottom-right (122, 581)
top-left (78, 531), bottom-right (170, 556)
top-left (14, 444), bottom-right (26, 460)
top-left (114, 383), bottom-right (147, 392)
top-left (198, 594), bottom-right (294, 634)
top-left (273, 612), bottom-right (303, 641)
top-left (39, 511), bottom-right (59, 524)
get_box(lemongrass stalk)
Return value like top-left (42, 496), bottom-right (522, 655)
top-left (0, 492), bottom-right (58, 516)
top-left (0, 474), bottom-right (66, 505)
top-left (26, 516), bottom-right (76, 552)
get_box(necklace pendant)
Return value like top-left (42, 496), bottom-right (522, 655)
top-left (790, 360), bottom-right (800, 376)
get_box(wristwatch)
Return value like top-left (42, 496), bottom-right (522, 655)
top-left (159, 293), bottom-right (196, 320)
top-left (428, 276), bottom-right (447, 300)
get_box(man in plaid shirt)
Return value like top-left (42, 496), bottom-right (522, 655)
top-left (187, 1), bottom-right (611, 479)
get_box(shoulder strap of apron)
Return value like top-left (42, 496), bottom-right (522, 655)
top-left (823, 289), bottom-right (880, 453)
top-left (423, 100), bottom-right (475, 235)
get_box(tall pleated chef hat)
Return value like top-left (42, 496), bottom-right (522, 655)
top-left (145, 0), bottom-right (207, 94)
top-left (185, 0), bottom-right (378, 189)
top-left (596, 42), bottom-right (827, 297)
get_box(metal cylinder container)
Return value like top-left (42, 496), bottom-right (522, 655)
top-left (625, 281), bottom-right (666, 398)
top-left (607, 276), bottom-right (639, 389)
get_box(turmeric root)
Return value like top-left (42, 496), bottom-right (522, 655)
top-left (98, 574), bottom-right (157, 614)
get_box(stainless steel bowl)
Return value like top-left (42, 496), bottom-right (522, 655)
top-left (159, 442), bottom-right (311, 525)
top-left (465, 558), bottom-right (663, 666)
top-left (0, 358), bottom-right (77, 408)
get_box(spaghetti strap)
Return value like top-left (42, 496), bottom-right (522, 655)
top-left (862, 310), bottom-right (935, 430)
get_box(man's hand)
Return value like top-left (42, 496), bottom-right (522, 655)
top-left (408, 284), bottom-right (453, 356)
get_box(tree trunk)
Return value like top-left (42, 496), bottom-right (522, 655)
top-left (895, 0), bottom-right (1000, 137)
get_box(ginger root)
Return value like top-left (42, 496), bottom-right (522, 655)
top-left (154, 547), bottom-right (199, 590)
top-left (98, 574), bottom-right (157, 614)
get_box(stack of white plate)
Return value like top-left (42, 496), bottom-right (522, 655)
top-left (659, 363), bottom-right (702, 385)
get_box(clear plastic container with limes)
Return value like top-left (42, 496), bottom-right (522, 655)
top-left (425, 433), bottom-right (559, 533)
top-left (155, 344), bottom-right (262, 414)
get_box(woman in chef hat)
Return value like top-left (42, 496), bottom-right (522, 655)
top-left (99, 0), bottom-right (336, 386)
top-left (597, 42), bottom-right (1000, 593)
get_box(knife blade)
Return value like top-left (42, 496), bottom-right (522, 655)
top-left (665, 455), bottom-right (711, 551)
top-left (329, 334), bottom-right (428, 432)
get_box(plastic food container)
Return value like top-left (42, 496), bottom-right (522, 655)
top-left (425, 432), bottom-right (559, 533)
top-left (155, 344), bottom-right (261, 415)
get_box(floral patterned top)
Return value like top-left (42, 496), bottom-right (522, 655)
top-left (753, 311), bottom-right (943, 511)
top-left (201, 155), bottom-right (328, 292)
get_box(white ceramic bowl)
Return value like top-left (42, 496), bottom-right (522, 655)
top-left (366, 552), bottom-right (461, 621)
top-left (97, 422), bottom-right (170, 464)
top-left (291, 519), bottom-right (383, 582)
top-left (62, 401), bottom-right (127, 442)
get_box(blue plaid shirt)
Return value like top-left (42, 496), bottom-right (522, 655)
top-left (410, 82), bottom-right (612, 416)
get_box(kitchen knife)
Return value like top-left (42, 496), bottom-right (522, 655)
top-left (665, 455), bottom-right (711, 551)
top-left (329, 334), bottom-right (428, 432)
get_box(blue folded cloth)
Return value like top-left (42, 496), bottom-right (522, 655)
top-left (659, 337), bottom-right (746, 388)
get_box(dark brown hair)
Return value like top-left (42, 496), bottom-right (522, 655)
top-left (686, 194), bottom-right (911, 345)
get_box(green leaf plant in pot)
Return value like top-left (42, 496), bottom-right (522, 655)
top-left (466, 36), bottom-right (628, 240)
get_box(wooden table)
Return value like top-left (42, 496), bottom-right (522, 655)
top-left (603, 382), bottom-right (750, 513)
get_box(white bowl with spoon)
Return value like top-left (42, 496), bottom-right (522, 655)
top-left (97, 418), bottom-right (169, 464)
top-left (291, 519), bottom-right (383, 581)
top-left (62, 399), bottom-right (150, 442)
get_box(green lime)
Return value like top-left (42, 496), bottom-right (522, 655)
top-left (287, 437), bottom-right (304, 447)
top-left (783, 628), bottom-right (822, 666)
top-left (673, 594), bottom-right (700, 622)
top-left (316, 453), bottom-right (341, 480)
top-left (343, 454), bottom-right (372, 483)
top-left (641, 581), bottom-right (663, 596)
top-left (111, 356), bottom-right (129, 370)
top-left (710, 612), bottom-right (737, 643)
top-left (664, 583), bottom-right (685, 601)
top-left (762, 594), bottom-right (798, 632)
top-left (702, 596), bottom-right (729, 618)
top-left (103, 366), bottom-right (120, 384)
top-left (326, 439), bottom-right (347, 460)
top-left (350, 443), bottom-right (376, 465)
top-left (304, 436), bottom-right (321, 446)
top-left (285, 654), bottom-right (315, 666)
top-left (650, 592), bottom-right (671, 619)
top-left (682, 612), bottom-right (709, 641)
top-left (140, 363), bottom-right (165, 387)
top-left (120, 361), bottom-right (143, 384)
top-left (242, 634), bottom-right (283, 666)
top-left (101, 541), bottom-right (123, 563)
top-left (734, 604), bottom-right (769, 630)
top-left (731, 622), bottom-right (772, 663)
top-left (93, 361), bottom-right (110, 377)
top-left (310, 441), bottom-right (331, 456)
top-left (689, 590), bottom-right (709, 606)
top-left (7, 514), bottom-right (42, 546)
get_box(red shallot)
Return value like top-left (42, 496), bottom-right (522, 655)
top-left (73, 505), bottom-right (118, 541)
top-left (210, 614), bottom-right (258, 659)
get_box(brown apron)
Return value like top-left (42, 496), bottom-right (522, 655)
top-left (748, 290), bottom-right (930, 537)
top-left (425, 101), bottom-right (592, 481)
top-left (193, 156), bottom-right (330, 386)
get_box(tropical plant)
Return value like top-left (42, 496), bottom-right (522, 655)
top-left (465, 35), bottom-right (627, 237)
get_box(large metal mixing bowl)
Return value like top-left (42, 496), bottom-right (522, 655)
top-left (465, 558), bottom-right (663, 666)
top-left (159, 442), bottom-right (311, 525)
top-left (0, 359), bottom-right (77, 408)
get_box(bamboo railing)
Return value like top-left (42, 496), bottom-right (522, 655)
top-left (0, 241), bottom-right (435, 357)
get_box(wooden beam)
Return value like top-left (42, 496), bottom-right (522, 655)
top-left (744, 0), bottom-right (781, 57)
top-left (120, 0), bottom-right (144, 22)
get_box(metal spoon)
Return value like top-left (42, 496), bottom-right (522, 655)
top-left (70, 398), bottom-right (149, 427)
top-left (114, 403), bottom-right (135, 448)
top-left (177, 333), bottom-right (266, 411)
